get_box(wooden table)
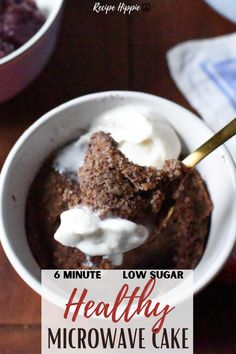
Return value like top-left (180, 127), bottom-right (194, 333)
top-left (0, 1), bottom-right (235, 352)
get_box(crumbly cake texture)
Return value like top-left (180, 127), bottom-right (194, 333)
top-left (79, 131), bottom-right (189, 221)
top-left (0, 0), bottom-right (45, 59)
top-left (26, 131), bottom-right (213, 269)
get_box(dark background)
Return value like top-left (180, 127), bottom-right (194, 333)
top-left (0, 0), bottom-right (235, 352)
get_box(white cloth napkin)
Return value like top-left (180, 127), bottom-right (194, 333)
top-left (167, 32), bottom-right (236, 164)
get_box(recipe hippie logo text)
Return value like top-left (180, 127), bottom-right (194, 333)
top-left (92, 2), bottom-right (151, 15)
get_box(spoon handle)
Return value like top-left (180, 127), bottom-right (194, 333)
top-left (182, 118), bottom-right (236, 168)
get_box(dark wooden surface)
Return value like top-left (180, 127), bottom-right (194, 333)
top-left (0, 0), bottom-right (236, 352)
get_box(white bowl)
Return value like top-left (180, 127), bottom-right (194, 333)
top-left (0, 91), bottom-right (236, 298)
top-left (0, 0), bottom-right (64, 103)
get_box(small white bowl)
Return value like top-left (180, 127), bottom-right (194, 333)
top-left (0, 0), bottom-right (64, 103)
top-left (0, 91), bottom-right (236, 299)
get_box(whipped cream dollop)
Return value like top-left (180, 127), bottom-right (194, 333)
top-left (54, 206), bottom-right (148, 265)
top-left (53, 105), bottom-right (181, 175)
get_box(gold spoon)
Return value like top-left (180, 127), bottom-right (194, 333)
top-left (162, 117), bottom-right (236, 226)
top-left (182, 117), bottom-right (236, 168)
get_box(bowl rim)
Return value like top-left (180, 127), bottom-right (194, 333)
top-left (0, 0), bottom-right (64, 67)
top-left (0, 90), bottom-right (236, 298)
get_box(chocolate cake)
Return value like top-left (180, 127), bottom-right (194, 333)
top-left (79, 132), bottom-right (189, 221)
top-left (26, 131), bottom-right (213, 269)
top-left (0, 0), bottom-right (45, 59)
